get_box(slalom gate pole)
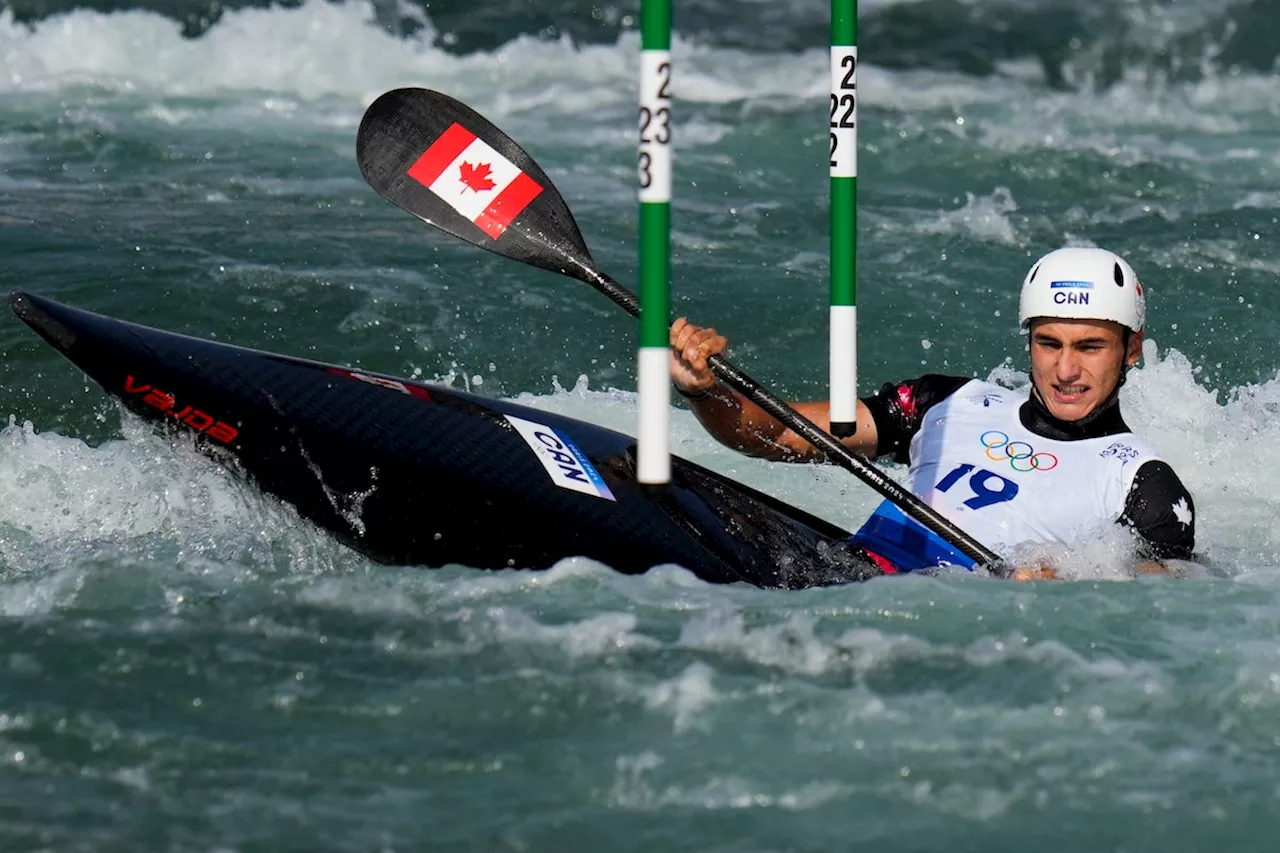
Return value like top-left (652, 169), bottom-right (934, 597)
top-left (828, 0), bottom-right (859, 436)
top-left (637, 0), bottom-right (673, 491)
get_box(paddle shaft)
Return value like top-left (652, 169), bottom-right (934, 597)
top-left (573, 263), bottom-right (1002, 567)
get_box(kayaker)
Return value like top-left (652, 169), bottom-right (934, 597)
top-left (669, 247), bottom-right (1196, 579)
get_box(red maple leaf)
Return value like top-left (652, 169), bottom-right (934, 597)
top-left (458, 161), bottom-right (496, 193)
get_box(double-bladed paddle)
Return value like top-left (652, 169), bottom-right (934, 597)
top-left (356, 87), bottom-right (1004, 571)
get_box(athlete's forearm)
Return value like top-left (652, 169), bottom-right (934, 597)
top-left (1012, 561), bottom-right (1177, 581)
top-left (682, 383), bottom-right (811, 461)
top-left (1011, 564), bottom-right (1058, 581)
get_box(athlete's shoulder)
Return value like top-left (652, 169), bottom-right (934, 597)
top-left (860, 374), bottom-right (972, 462)
top-left (880, 373), bottom-right (976, 413)
top-left (914, 373), bottom-right (977, 401)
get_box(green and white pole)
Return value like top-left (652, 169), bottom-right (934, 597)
top-left (638, 0), bottom-right (673, 489)
top-left (829, 0), bottom-right (858, 437)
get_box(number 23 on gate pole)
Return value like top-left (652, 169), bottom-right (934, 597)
top-left (638, 0), bottom-right (672, 490)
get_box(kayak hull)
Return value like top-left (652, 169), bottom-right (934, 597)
top-left (10, 291), bottom-right (875, 588)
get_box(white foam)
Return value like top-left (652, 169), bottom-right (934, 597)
top-left (0, 566), bottom-right (85, 616)
top-left (0, 1), bottom-right (432, 100)
top-left (0, 1), bottom-right (648, 113)
top-left (0, 0), bottom-right (831, 150)
top-left (1, 0), bottom-right (1274, 161)
top-left (678, 605), bottom-right (855, 676)
top-left (0, 415), bottom-right (358, 577)
top-left (487, 607), bottom-right (660, 657)
top-left (912, 186), bottom-right (1021, 245)
top-left (608, 750), bottom-right (851, 811)
top-left (643, 662), bottom-right (720, 734)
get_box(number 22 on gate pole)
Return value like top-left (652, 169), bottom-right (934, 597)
top-left (829, 0), bottom-right (858, 437)
top-left (638, 0), bottom-right (673, 490)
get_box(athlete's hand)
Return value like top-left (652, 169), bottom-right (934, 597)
top-left (670, 317), bottom-right (727, 395)
top-left (1011, 564), bottom-right (1058, 582)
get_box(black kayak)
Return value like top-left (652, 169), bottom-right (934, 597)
top-left (10, 291), bottom-right (877, 589)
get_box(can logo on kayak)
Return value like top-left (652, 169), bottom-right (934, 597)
top-left (504, 415), bottom-right (616, 502)
top-left (124, 376), bottom-right (239, 444)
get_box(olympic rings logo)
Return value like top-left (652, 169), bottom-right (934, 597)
top-left (980, 431), bottom-right (1059, 472)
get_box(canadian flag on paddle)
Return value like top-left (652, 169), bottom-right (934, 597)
top-left (406, 123), bottom-right (543, 239)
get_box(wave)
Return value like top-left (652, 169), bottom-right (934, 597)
top-left (1, 0), bottom-right (1274, 90)
top-left (2, 0), bottom-right (1276, 123)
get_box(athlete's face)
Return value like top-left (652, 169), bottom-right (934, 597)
top-left (1027, 318), bottom-right (1142, 421)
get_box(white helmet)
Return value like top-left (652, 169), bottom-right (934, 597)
top-left (1018, 247), bottom-right (1145, 332)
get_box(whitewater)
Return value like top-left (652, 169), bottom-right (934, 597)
top-left (1, 0), bottom-right (1280, 848)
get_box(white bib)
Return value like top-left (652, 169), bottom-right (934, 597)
top-left (853, 380), bottom-right (1161, 569)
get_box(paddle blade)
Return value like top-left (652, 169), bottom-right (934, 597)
top-left (357, 88), bottom-right (596, 276)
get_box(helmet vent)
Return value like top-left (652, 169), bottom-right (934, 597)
top-left (1114, 263), bottom-right (1124, 286)
top-left (1029, 263), bottom-right (1041, 282)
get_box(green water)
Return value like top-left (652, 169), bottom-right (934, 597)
top-left (2, 0), bottom-right (1280, 848)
